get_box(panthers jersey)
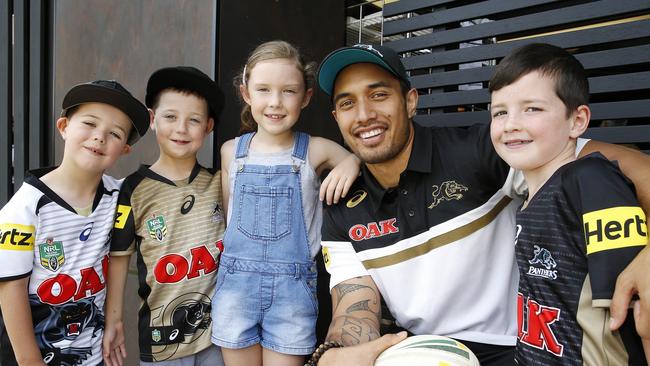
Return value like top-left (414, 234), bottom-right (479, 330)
top-left (322, 123), bottom-right (523, 347)
top-left (111, 164), bottom-right (225, 362)
top-left (0, 169), bottom-right (120, 366)
top-left (515, 153), bottom-right (647, 365)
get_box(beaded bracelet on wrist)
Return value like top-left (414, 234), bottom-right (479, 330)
top-left (304, 341), bottom-right (343, 366)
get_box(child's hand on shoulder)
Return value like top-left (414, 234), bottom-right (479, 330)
top-left (320, 154), bottom-right (360, 205)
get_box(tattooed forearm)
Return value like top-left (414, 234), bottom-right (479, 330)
top-left (346, 300), bottom-right (370, 313)
top-left (334, 282), bottom-right (371, 307)
top-left (327, 316), bottom-right (380, 345)
top-left (327, 276), bottom-right (382, 346)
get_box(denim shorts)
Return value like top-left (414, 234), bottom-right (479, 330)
top-left (211, 257), bottom-right (318, 355)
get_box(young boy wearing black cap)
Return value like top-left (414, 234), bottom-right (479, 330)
top-left (104, 67), bottom-right (226, 366)
top-left (0, 80), bottom-right (149, 366)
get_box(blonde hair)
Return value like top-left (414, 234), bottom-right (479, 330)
top-left (235, 40), bottom-right (317, 134)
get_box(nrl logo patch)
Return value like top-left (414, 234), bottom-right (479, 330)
top-left (428, 180), bottom-right (468, 208)
top-left (151, 328), bottom-right (161, 343)
top-left (147, 215), bottom-right (168, 242)
top-left (39, 238), bottom-right (65, 272)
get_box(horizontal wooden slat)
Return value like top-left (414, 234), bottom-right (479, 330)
top-left (590, 72), bottom-right (650, 94)
top-left (590, 100), bottom-right (650, 120)
top-left (402, 19), bottom-right (650, 70)
top-left (409, 44), bottom-right (650, 89)
top-left (383, 0), bottom-right (457, 17)
top-left (384, 0), bottom-right (555, 36)
top-left (387, 0), bottom-right (647, 52)
top-left (414, 100), bottom-right (650, 128)
top-left (583, 125), bottom-right (650, 143)
top-left (418, 88), bottom-right (488, 109)
top-left (414, 111), bottom-right (489, 127)
top-left (416, 72), bottom-right (650, 108)
top-left (578, 44), bottom-right (650, 69)
top-left (410, 66), bottom-right (493, 89)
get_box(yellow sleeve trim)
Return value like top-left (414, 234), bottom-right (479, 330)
top-left (584, 207), bottom-right (648, 254)
top-left (0, 223), bottom-right (36, 251)
top-left (114, 205), bottom-right (132, 229)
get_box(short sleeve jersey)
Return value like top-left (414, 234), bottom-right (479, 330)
top-left (515, 153), bottom-right (647, 365)
top-left (111, 164), bottom-right (225, 362)
top-left (0, 169), bottom-right (120, 366)
top-left (322, 123), bottom-right (522, 346)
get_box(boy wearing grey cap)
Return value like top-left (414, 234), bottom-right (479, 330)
top-left (103, 67), bottom-right (226, 366)
top-left (0, 80), bottom-right (149, 366)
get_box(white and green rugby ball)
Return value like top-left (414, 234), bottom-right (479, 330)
top-left (374, 335), bottom-right (480, 366)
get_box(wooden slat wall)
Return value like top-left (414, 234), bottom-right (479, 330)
top-left (0, 0), bottom-right (51, 205)
top-left (0, 1), bottom-right (12, 205)
top-left (383, 0), bottom-right (650, 150)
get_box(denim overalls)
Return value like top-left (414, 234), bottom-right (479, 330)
top-left (211, 132), bottom-right (318, 355)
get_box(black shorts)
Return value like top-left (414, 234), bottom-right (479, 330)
top-left (458, 339), bottom-right (515, 366)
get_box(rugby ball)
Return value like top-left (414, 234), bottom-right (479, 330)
top-left (374, 335), bottom-right (480, 366)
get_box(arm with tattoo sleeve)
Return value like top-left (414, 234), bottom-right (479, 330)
top-left (318, 276), bottom-right (407, 366)
top-left (326, 276), bottom-right (382, 345)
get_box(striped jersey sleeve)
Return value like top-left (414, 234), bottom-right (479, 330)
top-left (565, 154), bottom-right (648, 306)
top-left (0, 184), bottom-right (40, 280)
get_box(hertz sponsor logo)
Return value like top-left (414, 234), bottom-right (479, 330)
top-left (0, 223), bottom-right (35, 251)
top-left (114, 205), bottom-right (132, 229)
top-left (322, 247), bottom-right (331, 268)
top-left (583, 207), bottom-right (647, 254)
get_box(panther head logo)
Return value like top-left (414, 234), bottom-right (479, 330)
top-left (529, 245), bottom-right (557, 270)
top-left (428, 181), bottom-right (469, 208)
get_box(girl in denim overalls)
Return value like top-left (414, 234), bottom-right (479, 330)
top-left (211, 41), bottom-right (360, 366)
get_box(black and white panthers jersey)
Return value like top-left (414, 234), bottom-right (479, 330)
top-left (0, 169), bottom-right (121, 366)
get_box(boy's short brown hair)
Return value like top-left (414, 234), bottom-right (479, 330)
top-left (489, 43), bottom-right (589, 117)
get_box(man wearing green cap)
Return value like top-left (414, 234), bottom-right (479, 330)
top-left (309, 43), bottom-right (650, 366)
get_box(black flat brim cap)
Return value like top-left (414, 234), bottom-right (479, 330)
top-left (318, 44), bottom-right (411, 96)
top-left (145, 66), bottom-right (225, 121)
top-left (62, 80), bottom-right (149, 145)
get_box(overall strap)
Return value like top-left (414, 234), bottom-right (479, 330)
top-left (234, 132), bottom-right (255, 159)
top-left (292, 132), bottom-right (309, 162)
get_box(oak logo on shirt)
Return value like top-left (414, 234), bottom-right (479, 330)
top-left (0, 223), bottom-right (35, 251)
top-left (147, 214), bottom-right (168, 242)
top-left (39, 238), bottom-right (65, 272)
top-left (348, 218), bottom-right (399, 241)
top-left (153, 240), bottom-right (223, 284)
top-left (583, 207), bottom-right (647, 254)
top-left (37, 255), bottom-right (109, 305)
top-left (428, 181), bottom-right (468, 209)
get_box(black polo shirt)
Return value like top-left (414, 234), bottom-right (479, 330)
top-left (322, 121), bottom-right (522, 347)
